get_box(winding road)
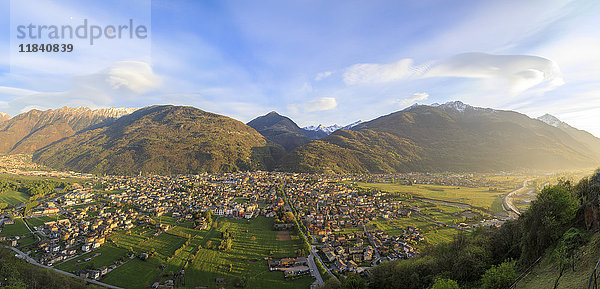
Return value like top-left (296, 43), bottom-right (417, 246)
top-left (504, 179), bottom-right (533, 218)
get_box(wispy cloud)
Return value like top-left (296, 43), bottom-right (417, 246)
top-left (400, 92), bottom-right (429, 105)
top-left (305, 97), bottom-right (337, 112)
top-left (315, 71), bottom-right (333, 81)
top-left (341, 52), bottom-right (563, 96)
top-left (425, 53), bottom-right (564, 95)
top-left (288, 97), bottom-right (338, 114)
top-left (343, 59), bottom-right (424, 85)
top-left (2, 61), bottom-right (161, 114)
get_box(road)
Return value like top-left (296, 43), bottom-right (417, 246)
top-left (308, 252), bottom-right (324, 285)
top-left (362, 225), bottom-right (382, 265)
top-left (281, 181), bottom-right (334, 285)
top-left (22, 216), bottom-right (41, 241)
top-left (4, 245), bottom-right (123, 289)
top-left (504, 179), bottom-right (532, 218)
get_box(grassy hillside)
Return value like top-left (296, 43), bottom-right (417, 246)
top-left (0, 247), bottom-right (101, 289)
top-left (279, 129), bottom-right (422, 173)
top-left (517, 231), bottom-right (600, 289)
top-left (283, 103), bottom-right (600, 173)
top-left (34, 106), bottom-right (274, 175)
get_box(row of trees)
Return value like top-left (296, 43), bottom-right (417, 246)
top-left (219, 230), bottom-right (234, 251)
top-left (320, 169), bottom-right (600, 289)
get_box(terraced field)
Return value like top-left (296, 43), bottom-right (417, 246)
top-left (184, 216), bottom-right (312, 289)
top-left (89, 216), bottom-right (313, 289)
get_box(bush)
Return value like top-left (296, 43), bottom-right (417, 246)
top-left (480, 260), bottom-right (518, 289)
top-left (520, 182), bottom-right (578, 264)
top-left (429, 278), bottom-right (459, 289)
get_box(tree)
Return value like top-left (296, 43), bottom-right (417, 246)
top-left (282, 212), bottom-right (295, 223)
top-left (480, 260), bottom-right (518, 289)
top-left (318, 278), bottom-right (342, 289)
top-left (551, 228), bottom-right (586, 289)
top-left (343, 273), bottom-right (366, 289)
top-left (520, 182), bottom-right (578, 264)
top-left (429, 278), bottom-right (459, 289)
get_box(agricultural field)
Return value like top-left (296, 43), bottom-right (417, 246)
top-left (98, 216), bottom-right (311, 289)
top-left (184, 216), bottom-right (312, 289)
top-left (356, 182), bottom-right (507, 213)
top-left (364, 193), bottom-right (484, 249)
top-left (0, 190), bottom-right (29, 208)
top-left (367, 215), bottom-right (460, 248)
top-left (25, 215), bottom-right (65, 228)
top-left (102, 258), bottom-right (162, 288)
top-left (55, 245), bottom-right (129, 272)
top-left (1, 218), bottom-right (32, 236)
top-left (0, 172), bottom-right (83, 184)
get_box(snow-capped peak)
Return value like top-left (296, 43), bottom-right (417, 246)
top-left (303, 120), bottom-right (364, 135)
top-left (537, 114), bottom-right (563, 128)
top-left (436, 101), bottom-right (471, 112)
top-left (342, 120), bottom-right (364, 129)
top-left (303, 124), bottom-right (343, 134)
top-left (0, 112), bottom-right (11, 122)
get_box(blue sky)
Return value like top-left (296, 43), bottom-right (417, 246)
top-left (1, 0), bottom-right (600, 136)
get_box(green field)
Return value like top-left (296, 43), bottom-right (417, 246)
top-left (109, 226), bottom-right (160, 253)
top-left (0, 173), bottom-right (84, 184)
top-left (25, 215), bottom-right (65, 228)
top-left (55, 245), bottom-right (129, 272)
top-left (185, 216), bottom-right (313, 289)
top-left (368, 213), bottom-right (463, 249)
top-left (100, 216), bottom-right (312, 289)
top-left (357, 182), bottom-right (506, 212)
top-left (1, 218), bottom-right (32, 236)
top-left (0, 190), bottom-right (29, 207)
top-left (102, 258), bottom-right (162, 288)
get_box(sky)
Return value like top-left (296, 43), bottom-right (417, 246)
top-left (1, 0), bottom-right (600, 136)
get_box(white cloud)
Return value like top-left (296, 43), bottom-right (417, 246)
top-left (400, 92), bottom-right (429, 105)
top-left (343, 58), bottom-right (423, 85)
top-left (425, 53), bottom-right (564, 95)
top-left (315, 71), bottom-right (333, 81)
top-left (340, 52), bottom-right (563, 98)
top-left (76, 61), bottom-right (161, 95)
top-left (304, 97), bottom-right (337, 112)
top-left (0, 86), bottom-right (39, 96)
top-left (2, 61), bottom-right (161, 115)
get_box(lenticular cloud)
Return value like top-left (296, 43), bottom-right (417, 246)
top-left (425, 52), bottom-right (564, 95)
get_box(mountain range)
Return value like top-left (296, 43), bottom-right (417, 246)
top-left (281, 101), bottom-right (600, 173)
top-left (32, 105), bottom-right (277, 175)
top-left (303, 120), bottom-right (365, 136)
top-left (0, 101), bottom-right (598, 175)
top-left (0, 107), bottom-right (136, 154)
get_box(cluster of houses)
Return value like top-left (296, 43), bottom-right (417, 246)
top-left (61, 189), bottom-right (94, 207)
top-left (96, 173), bottom-right (300, 227)
top-left (282, 176), bottom-right (428, 271)
top-left (268, 257), bottom-right (311, 278)
top-left (29, 202), bottom-right (61, 216)
top-left (35, 204), bottom-right (140, 266)
top-left (0, 170), bottom-right (520, 284)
